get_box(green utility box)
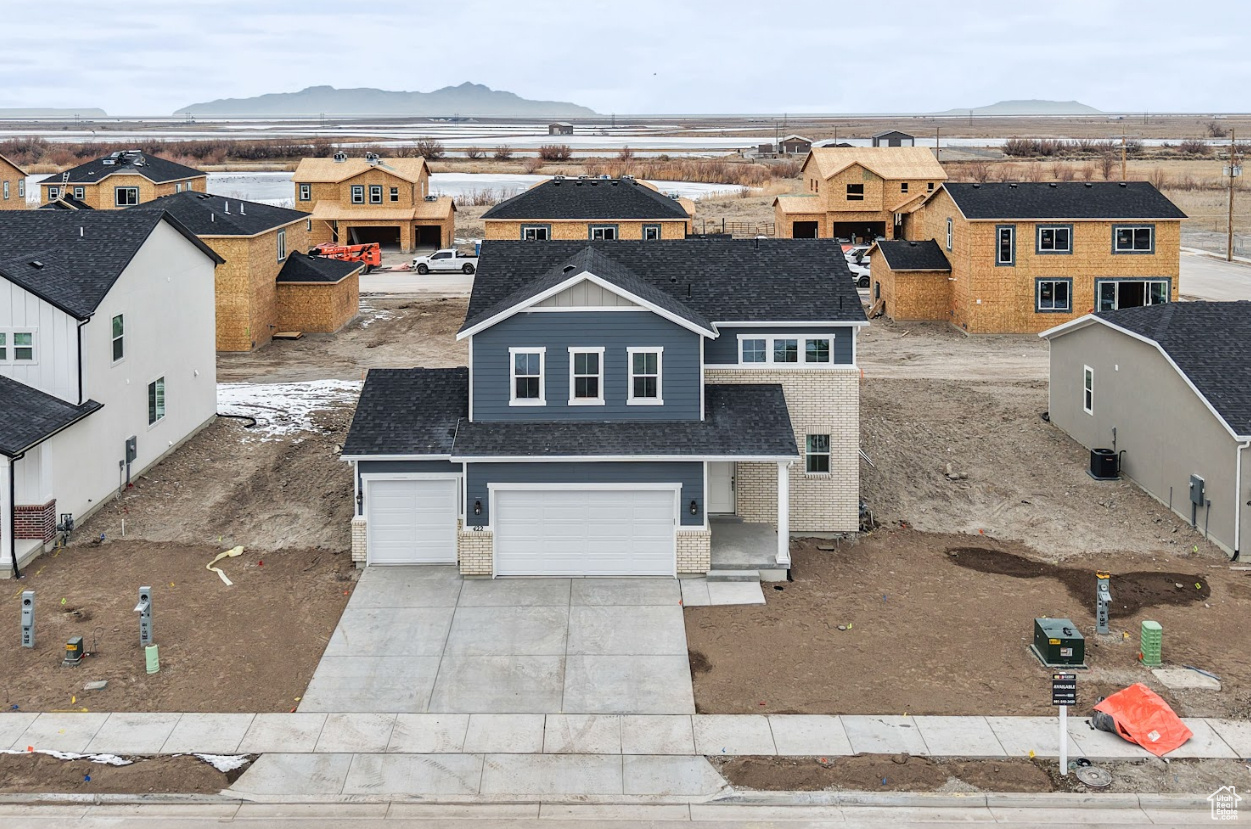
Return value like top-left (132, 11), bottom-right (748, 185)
top-left (1140, 620), bottom-right (1163, 666)
top-left (1030, 617), bottom-right (1086, 667)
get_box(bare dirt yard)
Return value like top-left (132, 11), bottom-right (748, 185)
top-left (0, 753), bottom-right (250, 794)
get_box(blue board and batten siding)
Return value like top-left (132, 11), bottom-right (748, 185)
top-left (466, 461), bottom-right (704, 527)
top-left (471, 310), bottom-right (701, 421)
top-left (704, 326), bottom-right (855, 365)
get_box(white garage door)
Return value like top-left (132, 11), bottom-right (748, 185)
top-left (366, 478), bottom-right (458, 565)
top-left (494, 488), bottom-right (677, 577)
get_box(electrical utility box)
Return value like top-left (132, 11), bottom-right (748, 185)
top-left (1189, 474), bottom-right (1205, 506)
top-left (1030, 617), bottom-right (1086, 667)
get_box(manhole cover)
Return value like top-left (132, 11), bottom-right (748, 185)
top-left (1075, 766), bottom-right (1113, 788)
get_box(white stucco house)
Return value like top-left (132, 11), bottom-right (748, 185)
top-left (0, 210), bottom-right (221, 575)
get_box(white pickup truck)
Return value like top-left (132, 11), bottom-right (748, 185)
top-left (412, 249), bottom-right (478, 275)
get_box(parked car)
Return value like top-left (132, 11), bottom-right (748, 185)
top-left (412, 248), bottom-right (479, 274)
top-left (848, 262), bottom-right (871, 288)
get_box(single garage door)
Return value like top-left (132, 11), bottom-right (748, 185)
top-left (366, 478), bottom-right (458, 565)
top-left (494, 488), bottom-right (677, 577)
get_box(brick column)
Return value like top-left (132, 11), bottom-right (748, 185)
top-left (14, 500), bottom-right (56, 543)
top-left (350, 516), bottom-right (367, 566)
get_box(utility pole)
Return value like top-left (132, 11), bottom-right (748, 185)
top-left (1227, 129), bottom-right (1242, 262)
top-left (1120, 134), bottom-right (1127, 181)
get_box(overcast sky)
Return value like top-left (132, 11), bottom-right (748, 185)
top-left (4, 0), bottom-right (1248, 116)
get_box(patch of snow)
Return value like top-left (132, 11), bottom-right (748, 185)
top-left (1, 749), bottom-right (133, 765)
top-left (358, 304), bottom-right (396, 329)
top-left (217, 380), bottom-right (362, 439)
top-left (193, 753), bottom-right (251, 773)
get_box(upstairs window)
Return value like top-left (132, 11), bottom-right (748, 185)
top-left (946, 217), bottom-right (953, 251)
top-left (47, 186), bottom-right (60, 200)
top-left (73, 186), bottom-right (84, 199)
top-left (350, 185), bottom-right (364, 204)
top-left (1083, 366), bottom-right (1094, 415)
top-left (521, 225), bottom-right (550, 241)
top-left (12, 332), bottom-right (34, 362)
top-left (773, 338), bottom-right (799, 363)
top-left (996, 225), bottom-right (1015, 265)
top-left (806, 434), bottom-right (831, 474)
top-left (148, 377), bottom-right (166, 425)
top-left (628, 348), bottom-right (663, 405)
top-left (900, 182), bottom-right (909, 194)
top-left (115, 187), bottom-right (139, 206)
top-left (738, 335), bottom-right (835, 366)
top-left (18, 180), bottom-right (24, 197)
top-left (1037, 225), bottom-right (1072, 253)
top-left (1114, 225), bottom-right (1154, 253)
top-left (389, 187), bottom-right (399, 202)
top-left (805, 338), bottom-right (831, 363)
top-left (643, 224), bottom-right (662, 241)
top-left (369, 185), bottom-right (383, 204)
top-left (740, 338), bottom-right (767, 363)
top-left (111, 314), bottom-right (124, 362)
top-left (846, 183), bottom-right (864, 201)
top-left (277, 229), bottom-right (287, 262)
top-left (2, 181), bottom-right (7, 200)
top-left (927, 182), bottom-right (935, 192)
top-left (510, 348), bottom-right (545, 405)
top-left (298, 183), bottom-right (311, 201)
top-left (589, 225), bottom-right (618, 241)
top-left (569, 347), bottom-right (604, 405)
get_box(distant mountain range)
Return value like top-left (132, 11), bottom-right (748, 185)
top-left (0, 108), bottom-right (107, 118)
top-left (174, 83), bottom-right (596, 118)
top-left (934, 100), bottom-right (1103, 116)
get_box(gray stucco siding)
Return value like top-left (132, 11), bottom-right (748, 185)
top-left (471, 310), bottom-right (701, 421)
top-left (1048, 325), bottom-right (1244, 557)
top-left (465, 461), bottom-right (704, 527)
top-left (705, 325), bottom-right (854, 365)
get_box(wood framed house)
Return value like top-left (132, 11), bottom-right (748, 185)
top-left (342, 239), bottom-right (866, 579)
top-left (0, 211), bottom-right (221, 574)
top-left (292, 154), bottom-right (455, 252)
top-left (481, 177), bottom-right (693, 241)
top-left (0, 153), bottom-right (30, 209)
top-left (774, 147), bottom-right (947, 242)
top-left (128, 192), bottom-right (360, 351)
top-left (872, 181), bottom-right (1186, 334)
top-left (39, 151), bottom-right (206, 209)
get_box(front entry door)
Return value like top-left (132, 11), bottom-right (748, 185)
top-left (708, 462), bottom-right (735, 514)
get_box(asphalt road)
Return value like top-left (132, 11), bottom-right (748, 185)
top-left (1179, 250), bottom-right (1251, 300)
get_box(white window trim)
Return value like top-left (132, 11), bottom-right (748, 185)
top-left (350, 185), bottom-right (364, 204)
top-left (306, 218), bottom-right (312, 232)
top-left (147, 376), bottom-right (166, 427)
top-left (509, 346), bottom-right (546, 406)
top-left (277, 228), bottom-right (287, 262)
top-left (111, 314), bottom-right (124, 365)
top-left (736, 333), bottom-right (834, 367)
top-left (997, 225), bottom-right (1015, 264)
top-left (47, 186), bottom-right (60, 200)
top-left (115, 186), bottom-right (139, 206)
top-left (298, 183), bottom-right (311, 201)
top-left (1037, 225), bottom-right (1072, 253)
top-left (6, 328), bottom-right (37, 365)
top-left (627, 346), bottom-right (664, 406)
top-left (946, 217), bottom-right (953, 251)
top-left (805, 434), bottom-right (832, 476)
top-left (369, 184), bottom-right (383, 204)
top-left (589, 225), bottom-right (618, 241)
top-left (2, 181), bottom-right (9, 200)
top-left (1114, 224), bottom-right (1154, 252)
top-left (18, 180), bottom-right (24, 197)
top-left (1083, 365), bottom-right (1094, 415)
top-left (568, 346), bottom-right (606, 406)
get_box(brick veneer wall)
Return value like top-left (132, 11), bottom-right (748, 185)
top-left (458, 526), bottom-right (494, 576)
top-left (350, 515), bottom-right (367, 565)
top-left (676, 528), bottom-right (711, 574)
top-left (15, 500), bottom-right (56, 542)
top-left (706, 368), bottom-right (860, 532)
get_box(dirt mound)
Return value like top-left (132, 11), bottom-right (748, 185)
top-left (946, 546), bottom-right (1211, 614)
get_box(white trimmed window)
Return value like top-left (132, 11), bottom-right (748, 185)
top-left (389, 186), bottom-right (399, 202)
top-left (148, 377), bottom-right (166, 425)
top-left (589, 225), bottom-right (617, 241)
top-left (298, 183), bottom-right (311, 201)
top-left (509, 347), bottom-right (546, 406)
top-left (277, 229), bottom-right (287, 261)
top-left (12, 331), bottom-right (34, 362)
top-left (946, 217), bottom-right (953, 250)
top-left (115, 187), bottom-right (139, 206)
top-left (739, 334), bottom-right (833, 366)
top-left (1083, 366), bottom-right (1094, 414)
top-left (2, 181), bottom-right (8, 200)
top-left (369, 185), bottom-right (383, 204)
top-left (643, 224), bottom-right (661, 240)
top-left (350, 185), bottom-right (364, 204)
top-left (740, 338), bottom-right (767, 363)
top-left (306, 218), bottom-right (312, 232)
top-left (806, 434), bottom-right (831, 474)
top-left (111, 314), bottom-right (124, 362)
top-left (1038, 226), bottom-right (1072, 252)
top-left (804, 337), bottom-right (831, 363)
top-left (73, 186), bottom-right (84, 199)
top-left (521, 225), bottom-right (550, 241)
top-left (773, 338), bottom-right (798, 363)
top-left (18, 179), bottom-right (24, 198)
top-left (47, 186), bottom-right (60, 200)
top-left (568, 347), bottom-right (605, 405)
top-left (627, 347), bottom-right (663, 405)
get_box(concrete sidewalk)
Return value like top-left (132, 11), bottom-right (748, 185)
top-left (4, 711), bottom-right (1249, 761)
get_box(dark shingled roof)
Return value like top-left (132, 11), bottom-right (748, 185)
top-left (39, 195), bottom-right (93, 211)
top-left (0, 211), bottom-right (223, 319)
top-left (875, 239), bottom-right (950, 271)
top-left (480, 178), bottom-right (690, 221)
top-left (1094, 302), bottom-right (1251, 437)
top-left (43, 153), bottom-right (206, 185)
top-left (463, 239), bottom-right (864, 331)
top-left (462, 246), bottom-right (713, 335)
top-left (0, 376), bottom-right (101, 457)
top-left (452, 384), bottom-right (797, 458)
top-left (128, 191), bottom-right (308, 236)
top-left (276, 252), bottom-right (362, 284)
top-left (943, 182), bottom-right (1187, 221)
top-left (343, 368), bottom-right (468, 457)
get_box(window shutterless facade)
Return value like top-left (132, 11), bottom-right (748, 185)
top-left (1096, 278), bottom-right (1170, 312)
top-left (0, 330), bottom-right (36, 363)
top-left (111, 314), bottom-right (124, 362)
top-left (627, 347), bottom-right (663, 405)
top-left (946, 218), bottom-right (953, 250)
top-left (389, 187), bottom-right (399, 202)
top-left (996, 225), bottom-right (1015, 266)
top-left (927, 182), bottom-right (935, 192)
top-left (806, 434), bottom-right (831, 474)
top-left (568, 347), bottom-right (605, 405)
top-left (351, 185), bottom-right (364, 204)
top-left (1113, 224), bottom-right (1154, 253)
top-left (47, 187), bottom-right (60, 200)
top-left (115, 187), bottom-right (139, 206)
top-left (1083, 366), bottom-right (1094, 415)
top-left (73, 187), bottom-right (85, 200)
top-left (738, 335), bottom-right (833, 366)
top-left (17, 180), bottom-right (24, 198)
top-left (1, 181), bottom-right (7, 199)
top-left (773, 338), bottom-right (798, 363)
top-left (643, 224), bottom-right (662, 241)
top-left (900, 182), bottom-right (909, 194)
top-left (298, 183), bottom-right (311, 201)
top-left (148, 377), bottom-right (166, 425)
top-left (369, 185), bottom-right (383, 204)
top-left (740, 338), bottom-right (767, 363)
top-left (509, 347), bottom-right (545, 405)
top-left (846, 183), bottom-right (864, 201)
top-left (589, 225), bottom-right (618, 241)
top-left (1036, 225), bottom-right (1073, 254)
top-left (1035, 278), bottom-right (1072, 313)
top-left (277, 229), bottom-right (287, 261)
top-left (521, 224), bottom-right (550, 241)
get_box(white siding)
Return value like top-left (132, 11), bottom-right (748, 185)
top-left (0, 279), bottom-right (79, 402)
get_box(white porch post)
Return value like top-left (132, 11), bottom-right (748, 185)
top-left (776, 461), bottom-right (791, 566)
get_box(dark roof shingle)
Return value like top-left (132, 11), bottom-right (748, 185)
top-left (128, 191), bottom-right (308, 236)
top-left (480, 178), bottom-right (690, 221)
top-left (1094, 301), bottom-right (1251, 436)
top-left (464, 239), bottom-right (865, 329)
top-left (875, 239), bottom-right (950, 271)
top-left (42, 153), bottom-right (206, 186)
top-left (342, 368), bottom-right (468, 457)
top-left (276, 252), bottom-right (363, 284)
top-left (0, 376), bottom-right (101, 457)
top-left (943, 182), bottom-right (1187, 221)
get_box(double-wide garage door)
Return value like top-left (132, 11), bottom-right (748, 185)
top-left (365, 478), bottom-right (457, 565)
top-left (495, 488), bottom-right (677, 577)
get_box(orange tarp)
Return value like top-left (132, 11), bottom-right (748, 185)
top-left (1093, 683), bottom-right (1192, 757)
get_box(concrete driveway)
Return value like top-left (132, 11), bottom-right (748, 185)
top-left (299, 567), bottom-right (694, 715)
top-left (1180, 249), bottom-right (1251, 300)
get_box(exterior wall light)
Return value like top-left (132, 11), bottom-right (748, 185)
top-left (689, 499), bottom-right (698, 516)
top-left (473, 499), bottom-right (482, 516)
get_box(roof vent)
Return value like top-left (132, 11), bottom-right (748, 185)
top-left (365, 152), bottom-right (379, 164)
top-left (553, 175), bottom-right (565, 181)
top-left (669, 276), bottom-right (678, 283)
top-left (102, 158), bottom-right (116, 166)
top-left (577, 175), bottom-right (588, 180)
top-left (1008, 183), bottom-right (1017, 188)
top-left (1048, 182), bottom-right (1057, 187)
top-left (562, 265), bottom-right (576, 273)
top-left (1085, 182), bottom-right (1093, 187)
top-left (621, 174), bottom-right (635, 181)
top-left (590, 179), bottom-right (598, 185)
top-left (29, 260), bottom-right (43, 269)
top-left (424, 195), bottom-right (437, 201)
top-left (239, 203), bottom-right (245, 215)
top-left (909, 241), bottom-right (918, 246)
top-left (223, 201), bottom-right (230, 214)
top-left (1119, 182), bottom-right (1127, 187)
top-left (972, 183), bottom-right (979, 188)
top-left (333, 151), bottom-right (347, 163)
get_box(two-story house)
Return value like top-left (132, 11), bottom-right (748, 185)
top-left (0, 153), bottom-right (30, 209)
top-left (40, 150), bottom-right (207, 209)
top-left (773, 147), bottom-right (947, 242)
top-left (292, 153), bottom-right (455, 252)
top-left (129, 192), bottom-right (361, 351)
top-left (0, 210), bottom-right (221, 575)
top-left (481, 177), bottom-right (693, 241)
top-left (871, 181), bottom-right (1187, 334)
top-left (342, 239), bottom-right (865, 579)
